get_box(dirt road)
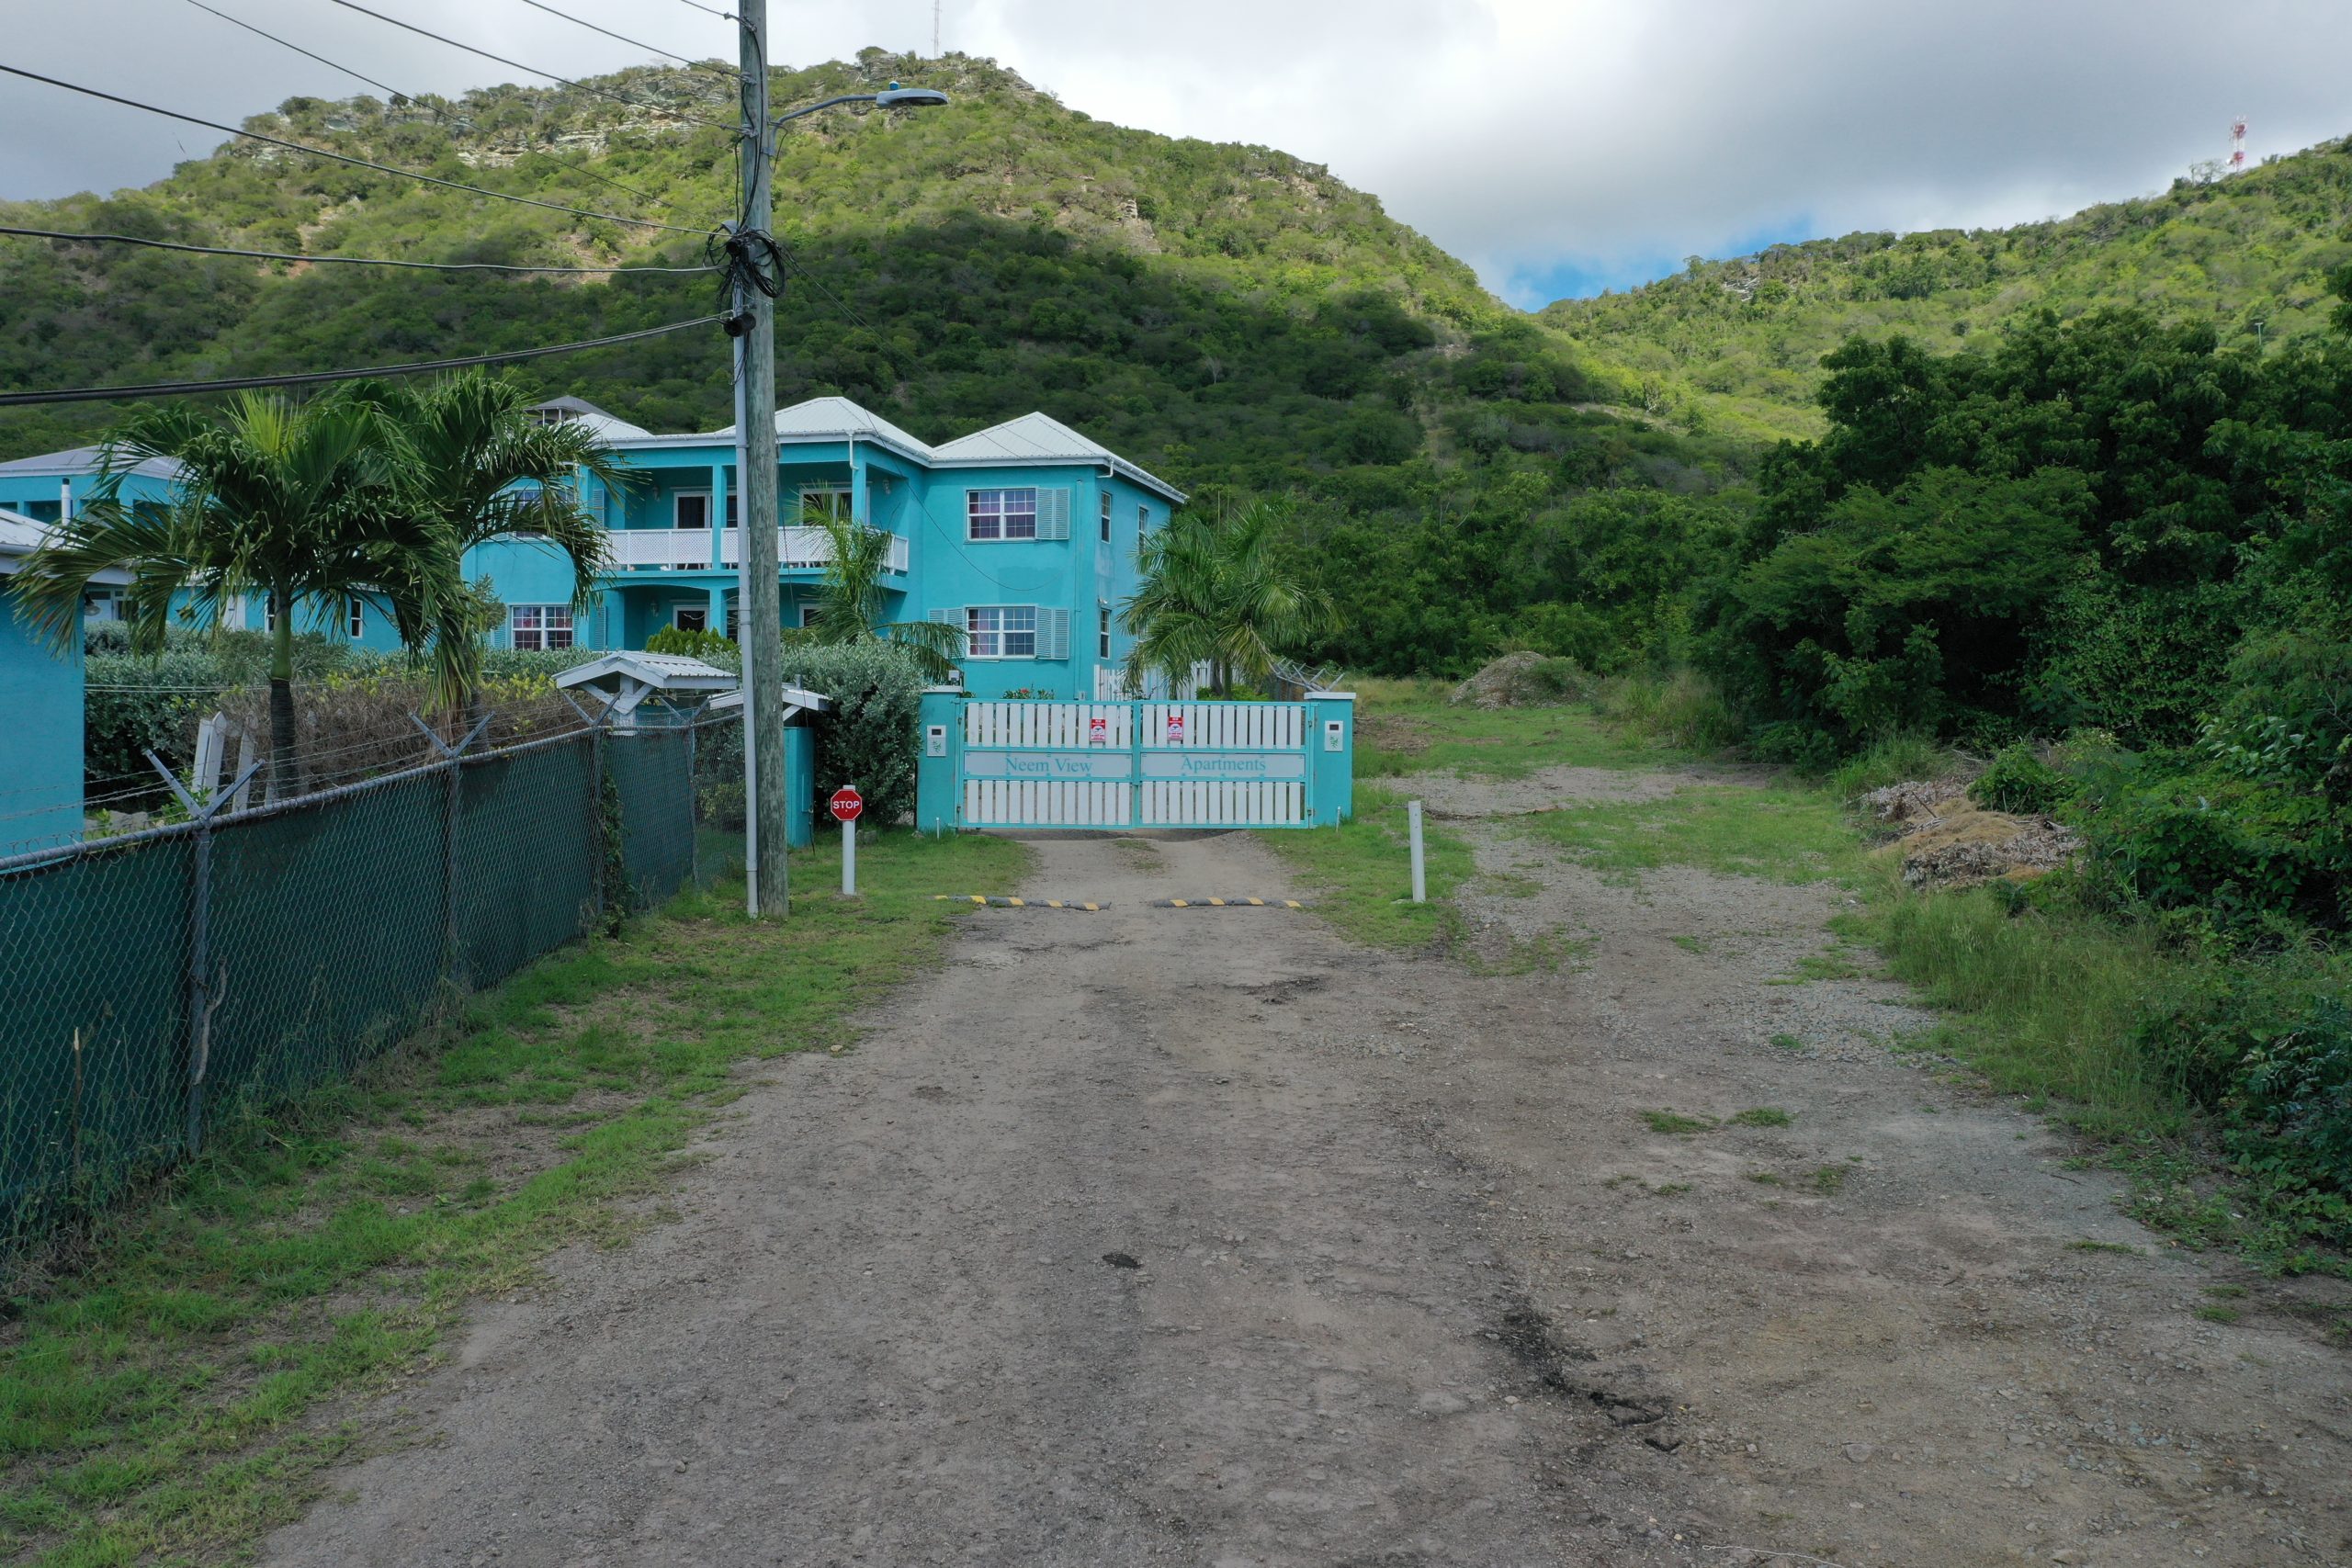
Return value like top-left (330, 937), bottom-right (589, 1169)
top-left (266, 773), bottom-right (2352, 1567)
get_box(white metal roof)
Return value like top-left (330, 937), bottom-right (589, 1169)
top-left (0, 508), bottom-right (131, 581)
top-left (553, 651), bottom-right (740, 693)
top-left (705, 396), bottom-right (936, 459)
top-left (0, 445), bottom-right (182, 481)
top-left (930, 412), bottom-right (1185, 502)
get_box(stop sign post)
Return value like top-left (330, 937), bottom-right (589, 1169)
top-left (830, 786), bottom-right (863, 896)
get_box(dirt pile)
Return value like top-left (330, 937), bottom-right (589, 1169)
top-left (1865, 782), bottom-right (2083, 889)
top-left (1448, 652), bottom-right (1587, 709)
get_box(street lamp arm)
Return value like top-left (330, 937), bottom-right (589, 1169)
top-left (772, 86), bottom-right (950, 128)
top-left (771, 94), bottom-right (879, 127)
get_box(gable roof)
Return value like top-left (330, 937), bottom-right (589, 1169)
top-left (0, 445), bottom-right (182, 482)
top-left (932, 412), bottom-right (1184, 502)
top-left (703, 396), bottom-right (935, 463)
top-left (527, 396), bottom-right (651, 442)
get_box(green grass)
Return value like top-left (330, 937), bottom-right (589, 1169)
top-left (1811, 1165), bottom-right (1849, 1195)
top-left (1259, 784), bottom-right (1476, 950)
top-left (1348, 678), bottom-right (1662, 780)
top-left (0, 828), bottom-right (1023, 1567)
top-left (1511, 785), bottom-right (1865, 887)
top-left (1641, 1111), bottom-right (1715, 1135)
top-left (2070, 1239), bottom-right (2141, 1256)
top-left (1729, 1107), bottom-right (1794, 1128)
top-left (1768, 1032), bottom-right (1805, 1053)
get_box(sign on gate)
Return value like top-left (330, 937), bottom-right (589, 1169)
top-left (933, 698), bottom-right (1353, 831)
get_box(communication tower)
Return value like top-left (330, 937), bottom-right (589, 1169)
top-left (2228, 116), bottom-right (2248, 173)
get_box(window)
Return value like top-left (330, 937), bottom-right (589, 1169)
top-left (800, 486), bottom-right (853, 523)
top-left (798, 604), bottom-right (825, 628)
top-left (674, 491), bottom-right (712, 530)
top-left (673, 606), bottom-right (708, 634)
top-left (346, 596), bottom-right (365, 638)
top-left (510, 604), bottom-right (574, 652)
top-left (1098, 602), bottom-right (1112, 659)
top-left (1099, 490), bottom-right (1112, 542)
top-left (263, 596), bottom-right (277, 634)
top-left (967, 488), bottom-right (1038, 541)
top-left (727, 603), bottom-right (741, 640)
top-left (965, 605), bottom-right (1037, 659)
top-left (1137, 503), bottom-right (1150, 551)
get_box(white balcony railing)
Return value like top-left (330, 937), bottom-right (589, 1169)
top-left (604, 526), bottom-right (908, 574)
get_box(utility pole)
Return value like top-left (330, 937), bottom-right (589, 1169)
top-left (736, 0), bottom-right (788, 918)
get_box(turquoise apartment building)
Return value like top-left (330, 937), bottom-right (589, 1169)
top-left (0, 396), bottom-right (1183, 701)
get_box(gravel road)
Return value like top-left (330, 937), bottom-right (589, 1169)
top-left (264, 776), bottom-right (2352, 1567)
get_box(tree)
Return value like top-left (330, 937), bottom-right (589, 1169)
top-left (375, 372), bottom-right (620, 711)
top-left (13, 390), bottom-right (463, 797)
top-left (1121, 498), bottom-right (1339, 697)
top-left (801, 504), bottom-right (965, 681)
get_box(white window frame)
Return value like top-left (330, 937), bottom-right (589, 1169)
top-left (966, 604), bottom-right (1038, 659)
top-left (800, 486), bottom-right (853, 523)
top-left (673, 605), bottom-right (709, 633)
top-left (346, 596), bottom-right (365, 638)
top-left (673, 491), bottom-right (713, 530)
top-left (967, 488), bottom-right (1038, 542)
top-left (1099, 490), bottom-right (1113, 542)
top-left (1098, 602), bottom-right (1112, 659)
top-left (510, 604), bottom-right (574, 652)
top-left (797, 604), bottom-right (825, 628)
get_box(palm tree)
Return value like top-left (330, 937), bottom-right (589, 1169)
top-left (13, 390), bottom-right (465, 798)
top-left (1120, 498), bottom-right (1338, 698)
top-left (802, 504), bottom-right (965, 680)
top-left (375, 372), bottom-right (621, 711)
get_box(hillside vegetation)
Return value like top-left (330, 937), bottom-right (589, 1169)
top-left (1543, 141), bottom-right (2352, 438)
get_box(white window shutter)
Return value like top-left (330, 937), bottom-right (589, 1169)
top-left (1036, 488), bottom-right (1070, 540)
top-left (1040, 606), bottom-right (1070, 660)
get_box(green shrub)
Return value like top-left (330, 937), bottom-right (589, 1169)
top-left (643, 626), bottom-right (739, 658)
top-left (2074, 756), bottom-right (2346, 942)
top-left (774, 642), bottom-right (926, 827)
top-left (1969, 743), bottom-right (2079, 815)
top-left (2134, 965), bottom-right (2352, 1244)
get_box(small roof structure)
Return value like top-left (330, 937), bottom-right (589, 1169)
top-left (707, 396), bottom-right (936, 466)
top-left (932, 412), bottom-right (1184, 502)
top-left (553, 651), bottom-right (832, 729)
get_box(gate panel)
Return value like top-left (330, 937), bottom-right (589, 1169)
top-left (931, 696), bottom-right (1347, 831)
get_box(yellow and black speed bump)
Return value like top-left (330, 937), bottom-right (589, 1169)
top-left (1148, 897), bottom-right (1307, 909)
top-left (933, 895), bottom-right (1104, 911)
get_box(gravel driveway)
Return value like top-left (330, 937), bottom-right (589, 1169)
top-left (264, 783), bottom-right (2352, 1567)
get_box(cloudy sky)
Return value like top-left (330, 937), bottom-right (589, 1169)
top-left (6, 0), bottom-right (2349, 307)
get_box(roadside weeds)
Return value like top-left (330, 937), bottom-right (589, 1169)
top-left (0, 829), bottom-right (1025, 1567)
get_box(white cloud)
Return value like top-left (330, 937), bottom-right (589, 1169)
top-left (4, 0), bottom-right (2347, 305)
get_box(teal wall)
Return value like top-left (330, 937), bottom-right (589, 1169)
top-left (0, 581), bottom-right (86, 854)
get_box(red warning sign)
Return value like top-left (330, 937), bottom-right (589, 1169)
top-left (1164, 712), bottom-right (1185, 746)
top-left (1088, 715), bottom-right (1108, 746)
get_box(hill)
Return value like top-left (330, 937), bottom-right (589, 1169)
top-left (1540, 138), bottom-right (2352, 439)
top-left (0, 51), bottom-right (1709, 485)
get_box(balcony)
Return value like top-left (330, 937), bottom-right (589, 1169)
top-left (604, 526), bottom-right (908, 575)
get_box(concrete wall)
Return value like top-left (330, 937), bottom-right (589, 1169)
top-left (0, 581), bottom-right (86, 853)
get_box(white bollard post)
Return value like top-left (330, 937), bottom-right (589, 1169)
top-left (1408, 798), bottom-right (1426, 904)
top-left (842, 813), bottom-right (856, 897)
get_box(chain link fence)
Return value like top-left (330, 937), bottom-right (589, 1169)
top-left (0, 705), bottom-right (746, 1255)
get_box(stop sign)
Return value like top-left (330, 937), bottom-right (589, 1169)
top-left (829, 786), bottom-right (863, 823)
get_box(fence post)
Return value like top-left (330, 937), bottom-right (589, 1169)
top-left (916, 687), bottom-right (962, 836)
top-left (146, 750), bottom-right (261, 1156)
top-left (684, 706), bottom-right (700, 891)
top-left (1305, 691), bottom-right (1357, 828)
top-left (411, 713), bottom-right (494, 986)
top-left (1128, 697), bottom-right (1144, 829)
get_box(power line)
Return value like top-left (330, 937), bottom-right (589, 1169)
top-left (1, 224), bottom-right (717, 276)
top-left (0, 64), bottom-right (708, 236)
top-left (324, 0), bottom-right (736, 132)
top-left (514, 0), bottom-right (730, 75)
top-left (672, 0), bottom-right (734, 17)
top-left (176, 0), bottom-right (713, 223)
top-left (183, 0), bottom-right (401, 97)
top-left (0, 315), bottom-right (726, 407)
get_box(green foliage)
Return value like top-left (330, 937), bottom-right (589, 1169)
top-left (772, 641), bottom-right (927, 827)
top-left (1544, 138), bottom-right (2352, 437)
top-left (1125, 498), bottom-right (1338, 694)
top-left (1970, 745), bottom-right (2079, 815)
top-left (643, 625), bottom-right (738, 658)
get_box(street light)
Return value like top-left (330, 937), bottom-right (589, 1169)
top-left (772, 82), bottom-right (952, 128)
top-left (732, 69), bottom-right (950, 918)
